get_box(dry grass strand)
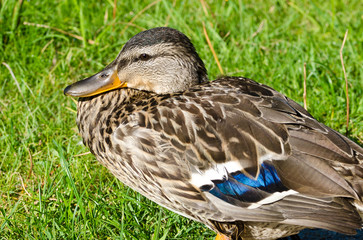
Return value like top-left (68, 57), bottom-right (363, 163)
top-left (2, 62), bottom-right (32, 115)
top-left (303, 62), bottom-right (307, 110)
top-left (23, 21), bottom-right (95, 45)
top-left (27, 147), bottom-right (33, 179)
top-left (340, 30), bottom-right (349, 134)
top-left (251, 20), bottom-right (265, 39)
top-left (74, 152), bottom-right (92, 157)
top-left (121, 0), bottom-right (161, 35)
top-left (202, 23), bottom-right (224, 75)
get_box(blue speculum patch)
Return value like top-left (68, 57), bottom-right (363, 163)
top-left (209, 162), bottom-right (288, 203)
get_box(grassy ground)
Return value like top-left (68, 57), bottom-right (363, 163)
top-left (1, 0), bottom-right (362, 239)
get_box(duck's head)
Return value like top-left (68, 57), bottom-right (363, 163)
top-left (64, 27), bottom-right (208, 97)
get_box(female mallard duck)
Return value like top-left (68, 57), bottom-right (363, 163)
top-left (64, 27), bottom-right (363, 240)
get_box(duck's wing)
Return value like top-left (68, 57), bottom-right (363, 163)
top-left (111, 77), bottom-right (362, 234)
top-left (237, 77), bottom-right (363, 199)
top-left (194, 77), bottom-right (363, 234)
top-left (179, 77), bottom-right (362, 197)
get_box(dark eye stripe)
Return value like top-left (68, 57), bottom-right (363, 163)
top-left (117, 58), bottom-right (131, 71)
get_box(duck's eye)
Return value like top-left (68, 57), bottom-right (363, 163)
top-left (139, 53), bottom-right (151, 61)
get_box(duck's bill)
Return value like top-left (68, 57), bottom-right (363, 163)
top-left (64, 67), bottom-right (127, 97)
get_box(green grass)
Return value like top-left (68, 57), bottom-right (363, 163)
top-left (1, 0), bottom-right (362, 239)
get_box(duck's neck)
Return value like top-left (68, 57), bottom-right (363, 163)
top-left (76, 88), bottom-right (151, 155)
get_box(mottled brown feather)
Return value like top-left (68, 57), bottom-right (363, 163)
top-left (76, 74), bottom-right (362, 239)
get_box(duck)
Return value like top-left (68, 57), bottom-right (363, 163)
top-left (64, 27), bottom-right (363, 240)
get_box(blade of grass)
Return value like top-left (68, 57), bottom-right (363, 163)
top-left (11, 0), bottom-right (24, 32)
top-left (76, 0), bottom-right (87, 47)
top-left (152, 208), bottom-right (163, 240)
top-left (53, 139), bottom-right (86, 221)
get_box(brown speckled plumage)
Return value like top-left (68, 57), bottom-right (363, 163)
top-left (65, 27), bottom-right (363, 240)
